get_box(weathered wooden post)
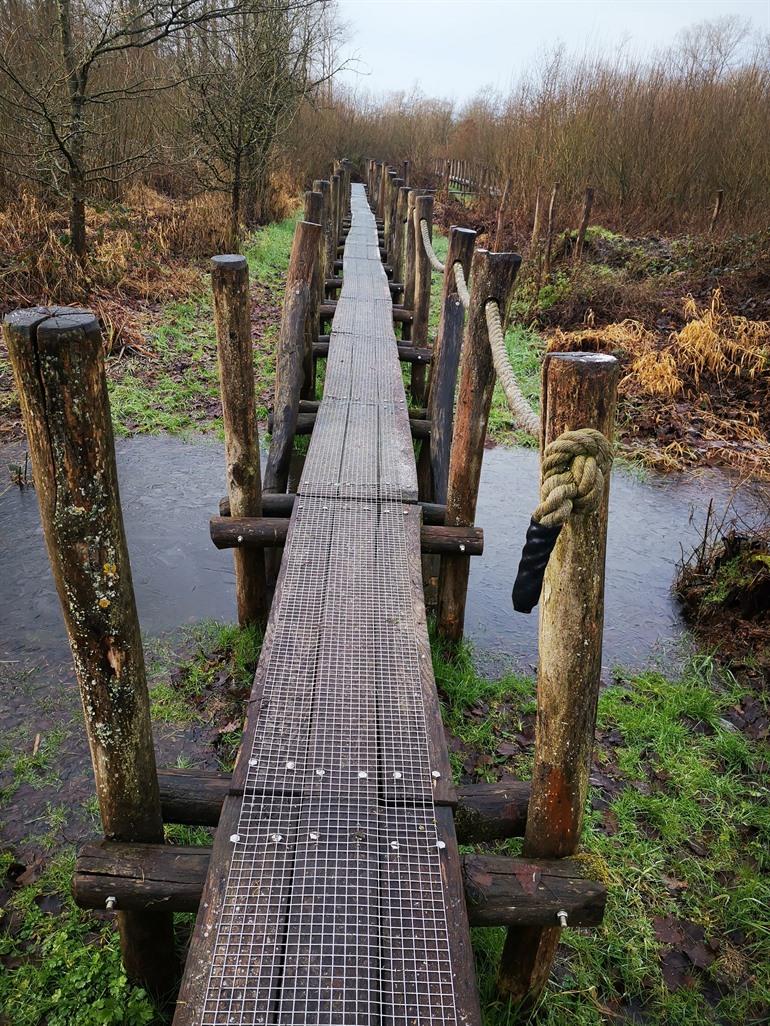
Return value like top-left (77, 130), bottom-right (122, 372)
top-left (378, 162), bottom-right (387, 221)
top-left (573, 186), bottom-right (594, 263)
top-left (437, 250), bottom-right (521, 640)
top-left (709, 188), bottom-right (724, 233)
top-left (264, 220), bottom-right (322, 495)
top-left (387, 176), bottom-right (403, 268)
top-left (330, 173), bottom-right (341, 250)
top-left (402, 189), bottom-right (419, 341)
top-left (211, 256), bottom-right (267, 627)
top-left (443, 159), bottom-right (450, 200)
top-left (401, 158), bottom-right (410, 186)
top-left (418, 226), bottom-right (476, 503)
top-left (494, 178), bottom-right (512, 251)
top-left (314, 178), bottom-right (332, 278)
top-left (411, 192), bottom-right (434, 404)
top-left (302, 189), bottom-right (324, 400)
top-left (392, 185), bottom-right (410, 285)
top-left (531, 185), bottom-right (542, 247)
top-left (543, 181), bottom-right (560, 277)
top-left (3, 306), bottom-right (176, 991)
top-left (497, 351), bottom-right (619, 1003)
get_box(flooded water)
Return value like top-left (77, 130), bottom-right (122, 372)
top-left (1, 435), bottom-right (765, 676)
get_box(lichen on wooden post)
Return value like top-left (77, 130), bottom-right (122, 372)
top-left (3, 305), bottom-right (176, 992)
top-left (211, 256), bottom-right (268, 627)
top-left (497, 351), bottom-right (619, 1004)
top-left (437, 250), bottom-right (521, 641)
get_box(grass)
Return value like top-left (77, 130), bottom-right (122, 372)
top-left (4, 623), bottom-right (766, 1025)
top-left (106, 210), bottom-right (299, 438)
top-left (432, 639), bottom-right (769, 1025)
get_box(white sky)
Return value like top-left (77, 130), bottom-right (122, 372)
top-left (336, 0), bottom-right (770, 102)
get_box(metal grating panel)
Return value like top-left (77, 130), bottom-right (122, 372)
top-left (198, 184), bottom-right (459, 1026)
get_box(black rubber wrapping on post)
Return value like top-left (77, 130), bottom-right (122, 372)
top-left (512, 519), bottom-right (563, 614)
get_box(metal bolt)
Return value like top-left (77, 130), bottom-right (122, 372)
top-left (309, 832), bottom-right (319, 841)
top-left (315, 768), bottom-right (325, 777)
top-left (459, 543), bottom-right (466, 552)
top-left (237, 535), bottom-right (244, 543)
top-left (271, 833), bottom-right (283, 843)
top-left (105, 895), bottom-right (117, 911)
top-left (230, 833), bottom-right (240, 843)
top-left (431, 770), bottom-right (441, 779)
top-left (393, 771), bottom-right (402, 780)
top-left (436, 840), bottom-right (446, 850)
top-left (286, 760), bottom-right (295, 770)
top-left (390, 840), bottom-right (399, 850)
top-left (358, 770), bottom-right (368, 779)
top-left (557, 910), bottom-right (568, 928)
top-left (248, 757), bottom-right (258, 767)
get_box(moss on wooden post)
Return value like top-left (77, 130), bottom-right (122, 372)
top-left (211, 256), bottom-right (268, 627)
top-left (4, 306), bottom-right (176, 992)
top-left (497, 351), bottom-right (619, 1004)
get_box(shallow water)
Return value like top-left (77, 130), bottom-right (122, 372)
top-left (0, 435), bottom-right (765, 674)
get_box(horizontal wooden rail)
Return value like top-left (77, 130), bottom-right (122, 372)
top-left (218, 492), bottom-right (446, 523)
top-left (313, 341), bottom-right (430, 366)
top-left (156, 769), bottom-right (528, 842)
top-left (210, 517), bottom-right (483, 555)
top-left (72, 840), bottom-right (606, 927)
top-left (319, 301), bottom-right (413, 324)
top-left (325, 277), bottom-right (403, 295)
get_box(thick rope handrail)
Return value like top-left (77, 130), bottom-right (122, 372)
top-left (419, 217), bottom-right (445, 273)
top-left (484, 299), bottom-right (541, 440)
top-left (453, 261), bottom-right (470, 310)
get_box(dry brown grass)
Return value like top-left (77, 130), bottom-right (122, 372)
top-left (547, 291), bottom-right (770, 478)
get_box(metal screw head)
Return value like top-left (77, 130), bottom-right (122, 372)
top-left (390, 840), bottom-right (399, 850)
top-left (431, 770), bottom-right (441, 779)
top-left (309, 832), bottom-right (319, 841)
top-left (556, 909), bottom-right (568, 928)
top-left (230, 834), bottom-right (240, 843)
top-left (271, 833), bottom-right (283, 843)
top-left (105, 895), bottom-right (117, 911)
top-left (358, 770), bottom-right (368, 779)
top-left (286, 760), bottom-right (295, 770)
top-left (393, 771), bottom-right (402, 780)
top-left (315, 768), bottom-right (325, 777)
top-left (248, 757), bottom-right (258, 767)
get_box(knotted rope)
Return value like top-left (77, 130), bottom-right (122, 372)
top-left (533, 428), bottom-right (613, 528)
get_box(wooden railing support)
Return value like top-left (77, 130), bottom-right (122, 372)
top-left (411, 192), bottom-right (434, 404)
top-left (3, 306), bottom-right (176, 993)
top-left (211, 256), bottom-right (267, 627)
top-left (392, 185), bottom-right (409, 285)
top-left (437, 250), bottom-right (521, 641)
top-left (263, 220), bottom-right (321, 495)
top-left (417, 225), bottom-right (476, 504)
top-left (330, 173), bottom-right (341, 247)
top-left (402, 189), bottom-right (419, 341)
top-left (497, 351), bottom-right (619, 1004)
top-left (302, 189), bottom-right (325, 400)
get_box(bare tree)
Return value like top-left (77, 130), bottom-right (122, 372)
top-left (0, 0), bottom-right (320, 258)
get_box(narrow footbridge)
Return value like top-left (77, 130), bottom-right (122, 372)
top-left (10, 162), bottom-right (611, 1024)
top-left (175, 183), bottom-right (479, 1025)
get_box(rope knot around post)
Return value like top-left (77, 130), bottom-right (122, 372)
top-left (512, 426), bottom-right (613, 614)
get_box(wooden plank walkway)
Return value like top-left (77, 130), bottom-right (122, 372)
top-left (174, 184), bottom-right (480, 1026)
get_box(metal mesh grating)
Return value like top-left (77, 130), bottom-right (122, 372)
top-left (199, 185), bottom-right (456, 1026)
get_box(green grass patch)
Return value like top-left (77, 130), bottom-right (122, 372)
top-left (432, 639), bottom-right (770, 1025)
top-left (107, 210), bottom-right (298, 438)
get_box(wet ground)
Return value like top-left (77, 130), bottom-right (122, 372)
top-left (1, 434), bottom-right (765, 856)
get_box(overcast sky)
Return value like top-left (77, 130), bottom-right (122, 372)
top-left (336, 0), bottom-right (770, 102)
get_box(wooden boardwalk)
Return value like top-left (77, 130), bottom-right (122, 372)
top-left (174, 184), bottom-right (480, 1026)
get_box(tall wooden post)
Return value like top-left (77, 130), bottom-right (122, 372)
top-left (498, 352), bottom-right (618, 1003)
top-left (401, 159), bottom-right (410, 186)
top-left (302, 190), bottom-right (324, 400)
top-left (402, 189), bottom-right (419, 341)
top-left (417, 226), bottom-right (476, 504)
top-left (437, 250), bottom-right (521, 641)
top-left (411, 192), bottom-right (434, 404)
top-left (573, 186), bottom-right (594, 263)
top-left (330, 174), bottom-right (341, 250)
top-left (264, 220), bottom-right (322, 495)
top-left (4, 307), bottom-right (176, 991)
top-left (314, 178), bottom-right (332, 278)
top-left (211, 256), bottom-right (267, 627)
top-left (387, 176), bottom-right (403, 267)
top-left (443, 159), bottom-right (450, 200)
top-left (378, 163), bottom-right (387, 221)
top-left (393, 185), bottom-right (410, 285)
top-left (543, 181), bottom-right (560, 277)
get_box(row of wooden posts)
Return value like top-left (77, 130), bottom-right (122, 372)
top-left (3, 155), bottom-right (616, 1009)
